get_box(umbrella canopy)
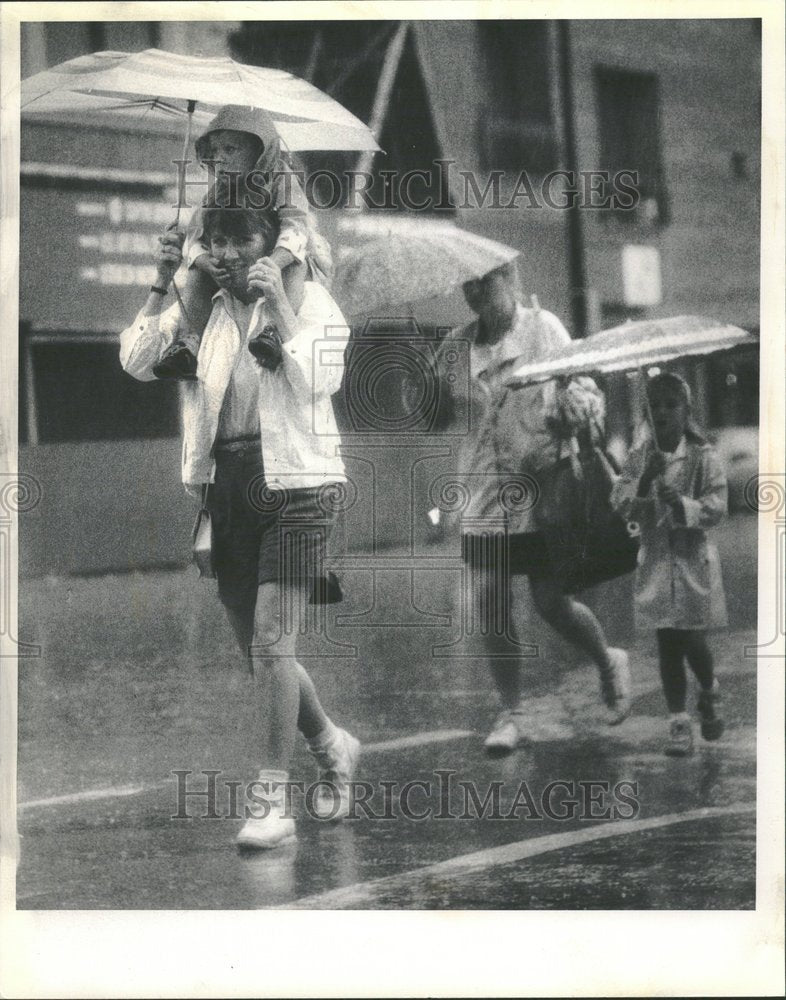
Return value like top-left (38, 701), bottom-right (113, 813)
top-left (506, 315), bottom-right (756, 387)
top-left (332, 216), bottom-right (520, 317)
top-left (20, 48), bottom-right (380, 152)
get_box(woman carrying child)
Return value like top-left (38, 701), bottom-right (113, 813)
top-left (120, 204), bottom-right (358, 850)
top-left (611, 372), bottom-right (728, 756)
top-left (153, 104), bottom-right (331, 379)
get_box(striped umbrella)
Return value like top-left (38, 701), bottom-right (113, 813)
top-left (333, 216), bottom-right (520, 317)
top-left (20, 48), bottom-right (380, 153)
top-left (506, 315), bottom-right (756, 387)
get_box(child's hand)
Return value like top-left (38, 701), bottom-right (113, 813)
top-left (657, 481), bottom-right (682, 510)
top-left (193, 252), bottom-right (230, 287)
top-left (248, 257), bottom-right (287, 307)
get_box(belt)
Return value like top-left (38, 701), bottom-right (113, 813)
top-left (214, 435), bottom-right (262, 454)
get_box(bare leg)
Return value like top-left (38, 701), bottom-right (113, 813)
top-left (176, 266), bottom-right (217, 355)
top-left (223, 595), bottom-right (329, 741)
top-left (250, 580), bottom-right (336, 771)
top-left (529, 575), bottom-right (612, 672)
top-left (472, 567), bottom-right (522, 710)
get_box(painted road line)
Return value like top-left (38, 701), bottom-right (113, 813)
top-left (17, 730), bottom-right (476, 809)
top-left (285, 802), bottom-right (756, 909)
top-left (362, 729), bottom-right (475, 753)
top-left (18, 782), bottom-right (167, 811)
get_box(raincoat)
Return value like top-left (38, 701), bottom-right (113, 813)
top-left (119, 282), bottom-right (349, 488)
top-left (185, 105), bottom-right (332, 286)
top-left (438, 301), bottom-right (605, 534)
top-left (611, 436), bottom-right (728, 630)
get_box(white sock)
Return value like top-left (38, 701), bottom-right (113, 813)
top-left (256, 768), bottom-right (289, 792)
top-left (307, 720), bottom-right (340, 754)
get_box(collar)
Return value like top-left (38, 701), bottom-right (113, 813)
top-left (213, 286), bottom-right (266, 325)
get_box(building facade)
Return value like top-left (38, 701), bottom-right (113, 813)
top-left (18, 18), bottom-right (761, 575)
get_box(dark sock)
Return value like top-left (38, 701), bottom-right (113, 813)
top-left (656, 629), bottom-right (687, 713)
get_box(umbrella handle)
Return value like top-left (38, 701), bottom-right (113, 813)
top-left (174, 100), bottom-right (197, 229)
top-left (640, 366), bottom-right (658, 442)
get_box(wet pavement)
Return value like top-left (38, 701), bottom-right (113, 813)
top-left (16, 514), bottom-right (758, 909)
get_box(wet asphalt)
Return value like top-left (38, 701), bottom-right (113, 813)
top-left (16, 513), bottom-right (757, 909)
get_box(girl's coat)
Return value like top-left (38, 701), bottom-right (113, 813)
top-left (611, 436), bottom-right (728, 630)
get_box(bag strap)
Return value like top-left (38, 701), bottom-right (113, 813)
top-left (202, 482), bottom-right (210, 507)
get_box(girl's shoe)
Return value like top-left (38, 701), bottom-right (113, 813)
top-left (665, 717), bottom-right (694, 757)
top-left (697, 684), bottom-right (725, 741)
top-left (600, 648), bottom-right (632, 725)
top-left (153, 341), bottom-right (198, 380)
top-left (484, 708), bottom-right (526, 755)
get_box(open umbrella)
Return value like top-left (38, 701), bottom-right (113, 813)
top-left (504, 314), bottom-right (757, 444)
top-left (505, 315), bottom-right (755, 386)
top-left (21, 86), bottom-right (379, 153)
top-left (21, 48), bottom-right (380, 219)
top-left (332, 216), bottom-right (520, 317)
top-left (21, 48), bottom-right (378, 140)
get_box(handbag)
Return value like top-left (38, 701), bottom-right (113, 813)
top-left (192, 483), bottom-right (216, 579)
top-left (536, 440), bottom-right (639, 595)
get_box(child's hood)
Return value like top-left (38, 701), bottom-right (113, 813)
top-left (194, 105), bottom-right (282, 173)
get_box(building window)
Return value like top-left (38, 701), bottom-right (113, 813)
top-left (594, 67), bottom-right (670, 225)
top-left (708, 343), bottom-right (760, 427)
top-left (230, 21), bottom-right (454, 214)
top-left (476, 21), bottom-right (558, 175)
top-left (42, 22), bottom-right (159, 68)
top-left (20, 331), bottom-right (179, 445)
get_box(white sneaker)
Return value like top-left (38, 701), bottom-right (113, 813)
top-left (236, 779), bottom-right (296, 850)
top-left (599, 647), bottom-right (632, 725)
top-left (309, 728), bottom-right (361, 821)
top-left (484, 708), bottom-right (525, 754)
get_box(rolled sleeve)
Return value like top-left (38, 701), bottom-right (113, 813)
top-left (276, 223), bottom-right (308, 264)
top-left (119, 303), bottom-right (181, 382)
top-left (280, 284), bottom-right (349, 401)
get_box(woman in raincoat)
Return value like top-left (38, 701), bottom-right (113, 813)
top-left (436, 262), bottom-right (631, 753)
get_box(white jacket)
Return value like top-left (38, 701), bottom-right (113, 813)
top-left (119, 282), bottom-right (349, 488)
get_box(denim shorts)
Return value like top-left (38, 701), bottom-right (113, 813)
top-left (207, 440), bottom-right (342, 611)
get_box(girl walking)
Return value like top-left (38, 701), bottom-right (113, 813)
top-left (612, 372), bottom-right (728, 756)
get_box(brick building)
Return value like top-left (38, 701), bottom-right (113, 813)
top-left (18, 18), bottom-right (761, 574)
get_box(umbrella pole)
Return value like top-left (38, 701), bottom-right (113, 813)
top-left (174, 99), bottom-right (197, 229)
top-left (640, 366), bottom-right (658, 442)
top-left (171, 100), bottom-right (197, 335)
